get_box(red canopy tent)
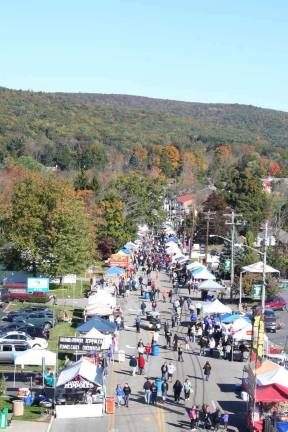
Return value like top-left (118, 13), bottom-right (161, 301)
top-left (255, 383), bottom-right (288, 403)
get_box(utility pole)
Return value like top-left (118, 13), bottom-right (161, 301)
top-left (224, 210), bottom-right (243, 301)
top-left (189, 205), bottom-right (197, 258)
top-left (203, 210), bottom-right (216, 263)
top-left (262, 221), bottom-right (268, 315)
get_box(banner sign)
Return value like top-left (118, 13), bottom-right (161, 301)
top-left (252, 284), bottom-right (262, 300)
top-left (58, 336), bottom-right (103, 351)
top-left (253, 315), bottom-right (265, 358)
top-left (27, 277), bottom-right (49, 293)
top-left (109, 254), bottom-right (129, 269)
top-left (64, 375), bottom-right (94, 389)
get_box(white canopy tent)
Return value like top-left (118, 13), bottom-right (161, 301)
top-left (83, 328), bottom-right (112, 350)
top-left (239, 261), bottom-right (280, 309)
top-left (186, 262), bottom-right (204, 271)
top-left (202, 299), bottom-right (232, 315)
top-left (242, 262), bottom-right (280, 273)
top-left (256, 365), bottom-right (288, 387)
top-left (87, 292), bottom-right (116, 308)
top-left (193, 268), bottom-right (216, 280)
top-left (198, 280), bottom-right (225, 291)
top-left (56, 357), bottom-right (103, 388)
top-left (13, 349), bottom-right (57, 387)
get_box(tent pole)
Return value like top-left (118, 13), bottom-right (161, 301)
top-left (13, 365), bottom-right (16, 388)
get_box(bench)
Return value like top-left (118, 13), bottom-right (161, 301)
top-left (7, 413), bottom-right (12, 426)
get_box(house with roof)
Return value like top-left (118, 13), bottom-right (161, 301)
top-left (175, 193), bottom-right (194, 214)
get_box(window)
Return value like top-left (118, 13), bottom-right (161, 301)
top-left (15, 345), bottom-right (27, 351)
top-left (2, 345), bottom-right (12, 352)
top-left (18, 335), bottom-right (26, 341)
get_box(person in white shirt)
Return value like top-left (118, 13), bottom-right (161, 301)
top-left (167, 362), bottom-right (176, 382)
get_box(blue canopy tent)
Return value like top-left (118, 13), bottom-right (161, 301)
top-left (220, 314), bottom-right (242, 324)
top-left (77, 317), bottom-right (116, 334)
top-left (105, 267), bottom-right (125, 276)
top-left (119, 248), bottom-right (131, 255)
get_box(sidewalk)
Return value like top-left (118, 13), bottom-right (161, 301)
top-left (8, 420), bottom-right (49, 432)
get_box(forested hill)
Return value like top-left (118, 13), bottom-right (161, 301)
top-left (0, 87), bottom-right (288, 169)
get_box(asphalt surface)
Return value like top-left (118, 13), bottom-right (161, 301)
top-left (268, 288), bottom-right (288, 349)
top-left (51, 272), bottom-right (249, 432)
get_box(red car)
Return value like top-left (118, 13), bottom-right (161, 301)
top-left (265, 296), bottom-right (287, 311)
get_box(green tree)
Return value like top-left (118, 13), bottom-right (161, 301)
top-left (96, 193), bottom-right (135, 251)
top-left (3, 173), bottom-right (93, 276)
top-left (221, 169), bottom-right (269, 233)
top-left (114, 174), bottom-right (165, 227)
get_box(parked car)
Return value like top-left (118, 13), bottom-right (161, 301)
top-left (0, 343), bottom-right (29, 363)
top-left (0, 331), bottom-right (48, 349)
top-left (265, 296), bottom-right (287, 311)
top-left (5, 312), bottom-right (56, 328)
top-left (263, 308), bottom-right (277, 333)
top-left (20, 324), bottom-right (50, 340)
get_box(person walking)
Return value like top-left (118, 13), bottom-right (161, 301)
top-left (211, 408), bottom-right (221, 431)
top-left (161, 380), bottom-right (169, 403)
top-left (183, 378), bottom-right (193, 401)
top-left (165, 329), bottom-right (172, 348)
top-left (135, 315), bottom-right (141, 333)
top-left (178, 344), bottom-right (184, 362)
top-left (173, 333), bottom-right (179, 351)
top-left (203, 361), bottom-right (212, 381)
top-left (123, 383), bottom-right (131, 407)
top-left (173, 379), bottom-right (183, 403)
top-left (143, 378), bottom-right (152, 404)
top-left (167, 362), bottom-right (176, 382)
top-left (115, 384), bottom-right (124, 407)
top-left (188, 405), bottom-right (198, 431)
top-left (145, 342), bottom-right (151, 361)
top-left (162, 289), bottom-right (167, 303)
top-left (140, 301), bottom-right (146, 316)
top-left (150, 381), bottom-right (158, 405)
top-left (129, 355), bottom-right (137, 376)
top-left (161, 362), bottom-right (168, 380)
top-left (138, 354), bottom-right (145, 375)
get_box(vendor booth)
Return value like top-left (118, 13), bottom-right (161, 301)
top-left (77, 316), bottom-right (116, 335)
top-left (202, 299), bottom-right (232, 315)
top-left (13, 349), bottom-right (57, 387)
top-left (55, 357), bottom-right (104, 418)
top-left (79, 328), bottom-right (112, 351)
top-left (192, 267), bottom-right (216, 281)
top-left (243, 361), bottom-right (288, 431)
top-left (198, 280), bottom-right (225, 291)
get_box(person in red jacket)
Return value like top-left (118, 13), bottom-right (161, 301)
top-left (145, 343), bottom-right (151, 361)
top-left (138, 354), bottom-right (145, 375)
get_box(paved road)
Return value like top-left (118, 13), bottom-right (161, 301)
top-left (269, 288), bottom-right (288, 349)
top-left (51, 271), bottom-right (248, 432)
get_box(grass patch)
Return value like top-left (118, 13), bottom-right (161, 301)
top-left (49, 280), bottom-right (90, 299)
top-left (0, 395), bottom-right (46, 421)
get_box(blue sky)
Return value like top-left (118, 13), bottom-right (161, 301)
top-left (1, 0), bottom-right (288, 111)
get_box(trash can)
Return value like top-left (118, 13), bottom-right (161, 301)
top-left (155, 378), bottom-right (163, 396)
top-left (0, 408), bottom-right (8, 429)
top-left (151, 343), bottom-right (159, 356)
top-left (105, 397), bottom-right (115, 414)
top-left (13, 400), bottom-right (24, 417)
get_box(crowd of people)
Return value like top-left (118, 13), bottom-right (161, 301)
top-left (113, 231), bottom-right (231, 430)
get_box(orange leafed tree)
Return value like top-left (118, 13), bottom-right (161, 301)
top-left (269, 161), bottom-right (281, 176)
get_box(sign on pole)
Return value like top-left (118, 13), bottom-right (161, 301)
top-left (27, 277), bottom-right (50, 293)
top-left (58, 336), bottom-right (103, 351)
top-left (252, 284), bottom-right (262, 300)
